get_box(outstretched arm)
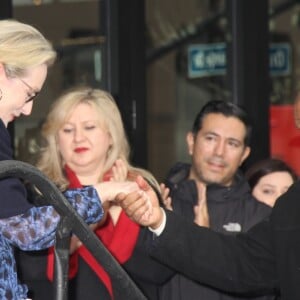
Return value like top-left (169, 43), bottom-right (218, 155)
top-left (1, 181), bottom-right (139, 251)
top-left (116, 175), bottom-right (164, 229)
top-left (117, 176), bottom-right (278, 296)
top-left (150, 211), bottom-right (277, 295)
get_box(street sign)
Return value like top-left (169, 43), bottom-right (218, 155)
top-left (188, 42), bottom-right (291, 78)
top-left (188, 43), bottom-right (226, 78)
top-left (269, 43), bottom-right (291, 76)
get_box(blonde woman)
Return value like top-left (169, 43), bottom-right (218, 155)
top-left (18, 87), bottom-right (172, 300)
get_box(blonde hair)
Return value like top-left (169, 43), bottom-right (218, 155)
top-left (0, 19), bottom-right (56, 77)
top-left (38, 86), bottom-right (160, 191)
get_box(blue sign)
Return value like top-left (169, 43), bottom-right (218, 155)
top-left (188, 43), bottom-right (226, 78)
top-left (188, 42), bottom-right (291, 78)
top-left (269, 43), bottom-right (291, 76)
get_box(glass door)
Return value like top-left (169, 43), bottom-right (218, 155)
top-left (12, 0), bottom-right (106, 164)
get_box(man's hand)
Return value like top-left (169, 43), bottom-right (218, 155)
top-left (194, 181), bottom-right (210, 227)
top-left (160, 183), bottom-right (172, 211)
top-left (116, 176), bottom-right (164, 229)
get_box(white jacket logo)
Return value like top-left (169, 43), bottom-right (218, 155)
top-left (223, 222), bottom-right (242, 232)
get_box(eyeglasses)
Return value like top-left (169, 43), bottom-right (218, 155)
top-left (18, 78), bottom-right (40, 103)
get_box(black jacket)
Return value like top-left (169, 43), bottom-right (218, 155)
top-left (150, 210), bottom-right (278, 297)
top-left (0, 119), bottom-right (32, 217)
top-left (148, 180), bottom-right (300, 300)
top-left (158, 162), bottom-right (275, 300)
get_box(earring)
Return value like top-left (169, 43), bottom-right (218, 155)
top-left (0, 88), bottom-right (2, 101)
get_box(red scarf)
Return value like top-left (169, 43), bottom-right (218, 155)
top-left (47, 165), bottom-right (140, 299)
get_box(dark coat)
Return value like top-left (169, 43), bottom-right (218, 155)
top-left (0, 119), bottom-right (32, 217)
top-left (150, 210), bottom-right (278, 296)
top-left (148, 180), bottom-right (300, 300)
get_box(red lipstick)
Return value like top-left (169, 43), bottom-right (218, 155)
top-left (74, 147), bottom-right (88, 153)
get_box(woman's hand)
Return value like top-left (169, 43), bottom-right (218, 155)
top-left (111, 159), bottom-right (128, 182)
top-left (69, 223), bottom-right (102, 254)
top-left (109, 159), bottom-right (129, 223)
top-left (69, 201), bottom-right (110, 253)
top-left (94, 181), bottom-right (139, 203)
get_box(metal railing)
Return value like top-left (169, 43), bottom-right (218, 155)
top-left (0, 160), bottom-right (146, 300)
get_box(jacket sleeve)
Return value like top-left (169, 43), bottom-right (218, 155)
top-left (97, 211), bottom-right (175, 285)
top-left (0, 187), bottom-right (103, 250)
top-left (270, 180), bottom-right (300, 300)
top-left (149, 210), bottom-right (278, 295)
top-left (0, 178), bottom-right (33, 218)
top-left (123, 226), bottom-right (175, 285)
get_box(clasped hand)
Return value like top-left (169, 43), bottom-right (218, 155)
top-left (115, 176), bottom-right (164, 229)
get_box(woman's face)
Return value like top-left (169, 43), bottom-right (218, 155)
top-left (57, 102), bottom-right (112, 174)
top-left (0, 63), bottom-right (47, 127)
top-left (252, 171), bottom-right (294, 207)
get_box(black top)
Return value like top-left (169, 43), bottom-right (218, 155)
top-left (0, 119), bottom-right (32, 218)
top-left (149, 180), bottom-right (300, 299)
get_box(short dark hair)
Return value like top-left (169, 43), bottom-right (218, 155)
top-left (245, 158), bottom-right (298, 190)
top-left (191, 100), bottom-right (252, 146)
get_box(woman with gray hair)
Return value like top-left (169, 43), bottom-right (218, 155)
top-left (0, 20), bottom-right (138, 299)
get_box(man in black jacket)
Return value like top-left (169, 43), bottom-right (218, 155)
top-left (118, 171), bottom-right (300, 298)
top-left (117, 95), bottom-right (300, 300)
top-left (117, 173), bottom-right (300, 299)
top-left (158, 100), bottom-right (274, 300)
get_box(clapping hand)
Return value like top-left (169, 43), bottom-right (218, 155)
top-left (193, 181), bottom-right (209, 227)
top-left (160, 183), bottom-right (172, 210)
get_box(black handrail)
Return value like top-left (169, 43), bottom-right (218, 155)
top-left (0, 160), bottom-right (146, 300)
